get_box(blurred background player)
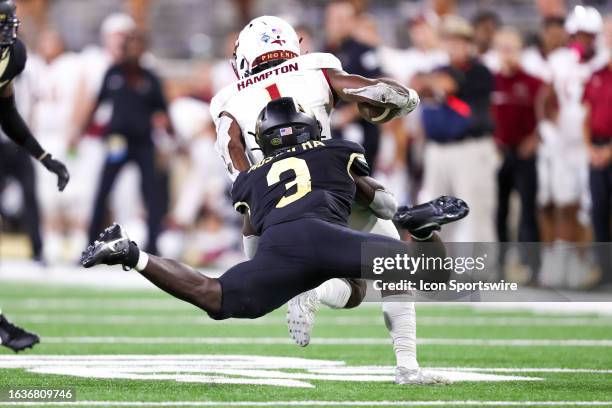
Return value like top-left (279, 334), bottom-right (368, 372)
top-left (0, 0), bottom-right (69, 351)
top-left (27, 29), bottom-right (81, 263)
top-left (84, 29), bottom-right (171, 255)
top-left (491, 28), bottom-right (544, 283)
top-left (537, 6), bottom-right (608, 286)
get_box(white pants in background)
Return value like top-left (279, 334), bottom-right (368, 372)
top-left (420, 137), bottom-right (498, 242)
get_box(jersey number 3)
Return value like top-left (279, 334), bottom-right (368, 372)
top-left (266, 157), bottom-right (312, 208)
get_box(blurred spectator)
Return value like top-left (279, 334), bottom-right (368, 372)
top-left (86, 30), bottom-right (171, 255)
top-left (325, 0), bottom-right (383, 169)
top-left (419, 15), bottom-right (496, 242)
top-left (430, 0), bottom-right (457, 20)
top-left (379, 14), bottom-right (448, 86)
top-left (582, 23), bottom-right (612, 286)
top-left (28, 29), bottom-right (82, 263)
top-left (473, 11), bottom-right (501, 72)
top-left (492, 28), bottom-right (542, 245)
top-left (491, 28), bottom-right (544, 282)
top-left (535, 0), bottom-right (567, 19)
top-left (522, 16), bottom-right (567, 83)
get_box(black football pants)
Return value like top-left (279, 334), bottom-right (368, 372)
top-left (211, 218), bottom-right (440, 320)
top-left (0, 143), bottom-right (42, 259)
top-left (88, 146), bottom-right (164, 255)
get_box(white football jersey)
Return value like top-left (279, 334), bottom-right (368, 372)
top-left (210, 52), bottom-right (342, 180)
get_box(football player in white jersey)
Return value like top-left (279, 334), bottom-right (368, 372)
top-left (209, 16), bottom-right (446, 385)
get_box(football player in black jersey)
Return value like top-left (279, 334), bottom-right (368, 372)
top-left (82, 97), bottom-right (468, 324)
top-left (0, 0), bottom-right (69, 352)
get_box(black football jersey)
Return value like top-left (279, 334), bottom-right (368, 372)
top-left (0, 38), bottom-right (26, 92)
top-left (231, 139), bottom-right (369, 234)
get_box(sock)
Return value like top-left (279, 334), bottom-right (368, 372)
top-left (383, 296), bottom-right (419, 369)
top-left (315, 278), bottom-right (351, 309)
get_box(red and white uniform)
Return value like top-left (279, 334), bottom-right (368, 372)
top-left (537, 47), bottom-right (608, 206)
top-left (210, 53), bottom-right (341, 181)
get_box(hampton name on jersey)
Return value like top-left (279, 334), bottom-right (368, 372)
top-left (210, 53), bottom-right (342, 180)
top-left (0, 37), bottom-right (26, 92)
top-left (231, 139), bottom-right (368, 234)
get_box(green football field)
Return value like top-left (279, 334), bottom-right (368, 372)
top-left (0, 282), bottom-right (611, 407)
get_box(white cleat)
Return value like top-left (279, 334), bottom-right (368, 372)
top-left (395, 367), bottom-right (451, 385)
top-left (286, 289), bottom-right (320, 347)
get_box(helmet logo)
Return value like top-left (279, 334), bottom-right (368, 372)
top-left (271, 138), bottom-right (282, 146)
top-left (271, 28), bottom-right (285, 46)
top-left (260, 32), bottom-right (270, 43)
top-left (279, 127), bottom-right (293, 136)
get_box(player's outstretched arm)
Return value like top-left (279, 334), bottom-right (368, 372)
top-left (326, 68), bottom-right (419, 123)
top-left (81, 224), bottom-right (223, 316)
top-left (0, 83), bottom-right (70, 191)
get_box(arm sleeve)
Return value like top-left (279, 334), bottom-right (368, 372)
top-left (0, 94), bottom-right (45, 159)
top-left (344, 141), bottom-right (370, 177)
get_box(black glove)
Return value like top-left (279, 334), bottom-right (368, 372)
top-left (393, 196), bottom-right (469, 240)
top-left (41, 154), bottom-right (70, 191)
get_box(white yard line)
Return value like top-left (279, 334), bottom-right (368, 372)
top-left (7, 314), bottom-right (612, 327)
top-left (1, 400), bottom-right (612, 406)
top-left (38, 337), bottom-right (612, 346)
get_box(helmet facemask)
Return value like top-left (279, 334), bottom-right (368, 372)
top-left (0, 1), bottom-right (18, 48)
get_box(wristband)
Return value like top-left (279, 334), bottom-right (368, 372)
top-left (38, 152), bottom-right (49, 161)
top-left (135, 251), bottom-right (149, 272)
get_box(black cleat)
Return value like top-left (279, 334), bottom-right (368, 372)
top-left (0, 315), bottom-right (40, 353)
top-left (81, 223), bottom-right (133, 269)
top-left (393, 196), bottom-right (469, 239)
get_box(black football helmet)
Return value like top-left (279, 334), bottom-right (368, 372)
top-left (0, 0), bottom-right (18, 47)
top-left (255, 97), bottom-right (321, 157)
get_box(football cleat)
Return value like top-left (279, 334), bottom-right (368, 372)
top-left (81, 223), bottom-right (133, 269)
top-left (393, 196), bottom-right (469, 240)
top-left (286, 289), bottom-right (320, 347)
top-left (395, 367), bottom-right (451, 385)
top-left (0, 315), bottom-right (40, 353)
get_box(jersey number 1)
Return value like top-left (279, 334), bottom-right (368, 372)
top-left (266, 157), bottom-right (312, 208)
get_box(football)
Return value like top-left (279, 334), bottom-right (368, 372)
top-left (357, 102), bottom-right (399, 124)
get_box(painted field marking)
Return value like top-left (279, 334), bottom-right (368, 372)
top-left (38, 337), bottom-right (612, 347)
top-left (0, 355), bottom-right (542, 388)
top-left (1, 400), bottom-right (612, 406)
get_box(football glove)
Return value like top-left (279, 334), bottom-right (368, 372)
top-left (81, 223), bottom-right (139, 270)
top-left (393, 196), bottom-right (469, 240)
top-left (41, 154), bottom-right (70, 191)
